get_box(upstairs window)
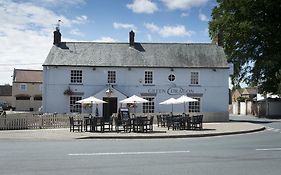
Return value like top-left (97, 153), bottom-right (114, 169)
top-left (168, 74), bottom-right (176, 82)
top-left (189, 97), bottom-right (200, 112)
top-left (190, 72), bottom-right (199, 85)
top-left (107, 71), bottom-right (116, 84)
top-left (71, 70), bottom-right (82, 84)
top-left (144, 71), bottom-right (153, 84)
top-left (19, 84), bottom-right (27, 91)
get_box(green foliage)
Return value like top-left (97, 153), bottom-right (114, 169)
top-left (237, 96), bottom-right (248, 102)
top-left (209, 0), bottom-right (281, 95)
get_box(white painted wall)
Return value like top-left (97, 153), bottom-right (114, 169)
top-left (43, 66), bottom-right (229, 121)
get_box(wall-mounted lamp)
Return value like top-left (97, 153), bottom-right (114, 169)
top-left (92, 67), bottom-right (96, 71)
top-left (105, 88), bottom-right (113, 97)
top-left (212, 69), bottom-right (216, 72)
top-left (128, 67), bottom-right (131, 71)
top-left (170, 68), bottom-right (174, 71)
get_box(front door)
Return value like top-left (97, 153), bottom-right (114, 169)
top-left (103, 97), bottom-right (117, 121)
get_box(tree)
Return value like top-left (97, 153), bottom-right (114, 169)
top-left (209, 0), bottom-right (281, 95)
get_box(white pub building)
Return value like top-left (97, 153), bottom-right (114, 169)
top-left (42, 29), bottom-right (230, 122)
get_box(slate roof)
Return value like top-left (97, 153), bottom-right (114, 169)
top-left (44, 42), bottom-right (228, 68)
top-left (13, 69), bottom-right (43, 83)
top-left (242, 87), bottom-right (257, 95)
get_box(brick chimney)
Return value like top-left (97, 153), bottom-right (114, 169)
top-left (53, 27), bottom-right (61, 46)
top-left (215, 30), bottom-right (223, 47)
top-left (129, 30), bottom-right (135, 47)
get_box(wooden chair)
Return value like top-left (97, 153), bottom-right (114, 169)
top-left (90, 117), bottom-right (104, 132)
top-left (69, 116), bottom-right (83, 132)
top-left (143, 116), bottom-right (154, 132)
top-left (191, 115), bottom-right (203, 130)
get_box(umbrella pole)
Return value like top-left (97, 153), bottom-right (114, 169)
top-left (184, 102), bottom-right (186, 113)
top-left (91, 101), bottom-right (93, 114)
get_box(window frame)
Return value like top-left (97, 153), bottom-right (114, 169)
top-left (70, 70), bottom-right (83, 84)
top-left (190, 71), bottom-right (200, 85)
top-left (19, 83), bottom-right (27, 91)
top-left (168, 74), bottom-right (176, 82)
top-left (188, 97), bottom-right (201, 112)
top-left (107, 70), bottom-right (116, 84)
top-left (142, 97), bottom-right (155, 113)
top-left (70, 96), bottom-right (82, 113)
top-left (144, 70), bottom-right (153, 85)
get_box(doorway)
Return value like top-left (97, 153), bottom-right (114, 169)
top-left (103, 97), bottom-right (117, 121)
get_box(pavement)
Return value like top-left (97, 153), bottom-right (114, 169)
top-left (0, 119), bottom-right (266, 140)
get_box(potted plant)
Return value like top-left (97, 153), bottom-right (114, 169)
top-left (64, 87), bottom-right (74, 95)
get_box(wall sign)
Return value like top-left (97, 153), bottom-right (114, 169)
top-left (148, 86), bottom-right (195, 95)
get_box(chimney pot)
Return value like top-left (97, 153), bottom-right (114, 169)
top-left (216, 30), bottom-right (223, 47)
top-left (129, 30), bottom-right (135, 47)
top-left (53, 28), bottom-right (61, 46)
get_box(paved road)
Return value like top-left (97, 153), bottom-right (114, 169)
top-left (1, 115), bottom-right (280, 175)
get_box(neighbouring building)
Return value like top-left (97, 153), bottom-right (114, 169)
top-left (0, 85), bottom-right (12, 108)
top-left (255, 94), bottom-right (281, 117)
top-left (231, 87), bottom-right (257, 115)
top-left (12, 69), bottom-right (43, 111)
top-left (42, 28), bottom-right (231, 122)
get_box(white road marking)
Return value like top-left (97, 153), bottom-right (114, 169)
top-left (68, 150), bottom-right (190, 156)
top-left (256, 148), bottom-right (281, 151)
top-left (273, 129), bottom-right (280, 132)
top-left (266, 127), bottom-right (274, 131)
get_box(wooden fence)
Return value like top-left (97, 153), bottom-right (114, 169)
top-left (0, 113), bottom-right (84, 130)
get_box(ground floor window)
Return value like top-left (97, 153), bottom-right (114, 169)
top-left (16, 95), bottom-right (30, 100)
top-left (70, 96), bottom-right (82, 113)
top-left (189, 97), bottom-right (201, 112)
top-left (142, 97), bottom-right (155, 113)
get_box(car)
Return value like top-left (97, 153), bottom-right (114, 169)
top-left (0, 101), bottom-right (12, 111)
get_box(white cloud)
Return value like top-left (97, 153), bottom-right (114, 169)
top-left (113, 22), bottom-right (137, 31)
top-left (144, 23), bottom-right (193, 37)
top-left (199, 12), bottom-right (209, 22)
top-left (0, 0), bottom-right (86, 84)
top-left (29, 0), bottom-right (86, 7)
top-left (181, 12), bottom-right (189, 17)
top-left (93, 37), bottom-right (118, 42)
top-left (160, 25), bottom-right (191, 37)
top-left (69, 28), bottom-right (84, 36)
top-left (144, 23), bottom-right (159, 32)
top-left (72, 15), bottom-right (88, 24)
top-left (127, 0), bottom-right (158, 14)
top-left (161, 0), bottom-right (209, 10)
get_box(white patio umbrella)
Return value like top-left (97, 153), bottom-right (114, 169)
top-left (176, 95), bottom-right (198, 113)
top-left (76, 96), bottom-right (107, 115)
top-left (119, 95), bottom-right (149, 113)
top-left (159, 97), bottom-right (180, 113)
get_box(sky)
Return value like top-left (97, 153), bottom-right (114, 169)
top-left (0, 0), bottom-right (217, 85)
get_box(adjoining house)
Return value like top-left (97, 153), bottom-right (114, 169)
top-left (42, 28), bottom-right (231, 122)
top-left (12, 69), bottom-right (43, 111)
